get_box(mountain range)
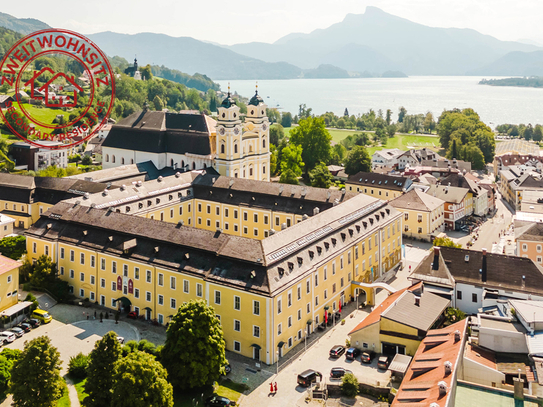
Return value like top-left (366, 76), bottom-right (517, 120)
top-left (1, 8), bottom-right (543, 79)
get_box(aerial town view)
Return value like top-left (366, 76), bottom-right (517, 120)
top-left (0, 1), bottom-right (542, 406)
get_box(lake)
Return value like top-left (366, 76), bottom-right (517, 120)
top-left (217, 76), bottom-right (543, 127)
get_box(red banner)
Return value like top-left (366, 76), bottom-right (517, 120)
top-left (117, 276), bottom-right (122, 291)
top-left (128, 279), bottom-right (133, 294)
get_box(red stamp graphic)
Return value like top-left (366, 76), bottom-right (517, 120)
top-left (0, 29), bottom-right (115, 149)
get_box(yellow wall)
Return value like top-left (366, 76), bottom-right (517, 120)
top-left (398, 205), bottom-right (445, 242)
top-left (346, 184), bottom-right (402, 201)
top-left (379, 318), bottom-right (422, 356)
top-left (0, 267), bottom-right (18, 313)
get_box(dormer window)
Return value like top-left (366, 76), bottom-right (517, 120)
top-left (288, 262), bottom-right (294, 271)
top-left (331, 238), bottom-right (337, 246)
top-left (297, 257), bottom-right (303, 265)
top-left (341, 233), bottom-right (346, 241)
top-left (316, 246), bottom-right (322, 255)
top-left (348, 229), bottom-right (354, 237)
top-left (309, 251), bottom-right (314, 259)
top-left (278, 267), bottom-right (284, 276)
top-left (324, 242), bottom-right (330, 250)
top-left (355, 225), bottom-right (360, 233)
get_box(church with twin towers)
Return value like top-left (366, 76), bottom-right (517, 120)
top-left (101, 85), bottom-right (271, 181)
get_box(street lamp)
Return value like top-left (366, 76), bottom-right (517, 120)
top-left (276, 350), bottom-right (279, 376)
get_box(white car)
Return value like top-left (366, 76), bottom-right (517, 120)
top-left (0, 332), bottom-right (16, 344)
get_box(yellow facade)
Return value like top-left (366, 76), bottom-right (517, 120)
top-left (0, 256), bottom-right (20, 313)
top-left (399, 206), bottom-right (445, 242)
top-left (379, 318), bottom-right (422, 356)
top-left (346, 183), bottom-right (402, 201)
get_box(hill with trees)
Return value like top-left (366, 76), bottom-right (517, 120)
top-left (0, 12), bottom-right (49, 35)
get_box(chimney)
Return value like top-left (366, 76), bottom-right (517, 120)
top-left (313, 207), bottom-right (320, 216)
top-left (432, 247), bottom-right (440, 271)
top-left (414, 296), bottom-right (421, 306)
top-left (454, 329), bottom-right (461, 342)
top-left (281, 223), bottom-right (287, 230)
top-left (482, 248), bottom-right (487, 283)
top-left (444, 361), bottom-right (452, 375)
top-left (438, 381), bottom-right (447, 396)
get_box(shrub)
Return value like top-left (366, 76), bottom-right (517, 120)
top-left (68, 352), bottom-right (89, 379)
top-left (341, 372), bottom-right (359, 398)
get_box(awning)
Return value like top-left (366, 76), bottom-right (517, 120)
top-left (0, 301), bottom-right (32, 317)
top-left (324, 305), bottom-right (330, 310)
top-left (277, 341), bottom-right (285, 348)
top-left (143, 306), bottom-right (152, 311)
top-left (113, 297), bottom-right (131, 307)
top-left (306, 319), bottom-right (313, 325)
top-left (389, 354), bottom-right (412, 374)
top-left (250, 344), bottom-right (261, 350)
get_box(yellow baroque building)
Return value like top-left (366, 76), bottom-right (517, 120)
top-left (26, 171), bottom-right (402, 364)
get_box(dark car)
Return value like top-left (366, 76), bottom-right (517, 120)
top-left (345, 347), bottom-right (361, 360)
top-left (297, 369), bottom-right (323, 387)
top-left (330, 367), bottom-right (352, 379)
top-left (377, 355), bottom-right (391, 370)
top-left (361, 350), bottom-right (376, 364)
top-left (27, 318), bottom-right (41, 328)
top-left (18, 323), bottom-right (31, 333)
top-left (8, 327), bottom-right (24, 338)
top-left (329, 345), bottom-right (345, 358)
top-left (223, 363), bottom-right (231, 374)
top-left (204, 395), bottom-right (232, 407)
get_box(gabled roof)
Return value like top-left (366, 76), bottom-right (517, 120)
top-left (390, 189), bottom-right (444, 212)
top-left (440, 173), bottom-right (483, 196)
top-left (464, 342), bottom-right (497, 370)
top-left (346, 172), bottom-right (409, 191)
top-left (516, 222), bottom-right (543, 242)
top-left (0, 255), bottom-right (21, 276)
top-left (373, 148), bottom-right (404, 159)
top-left (427, 184), bottom-right (468, 204)
top-left (391, 319), bottom-right (467, 407)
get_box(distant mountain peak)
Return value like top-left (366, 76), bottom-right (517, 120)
top-left (0, 12), bottom-right (49, 34)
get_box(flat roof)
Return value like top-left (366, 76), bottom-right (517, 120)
top-left (479, 317), bottom-right (525, 333)
top-left (0, 301), bottom-right (32, 317)
top-left (455, 382), bottom-right (539, 407)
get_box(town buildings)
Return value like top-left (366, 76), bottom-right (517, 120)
top-left (427, 184), bottom-right (472, 231)
top-left (371, 149), bottom-right (404, 170)
top-left (10, 141), bottom-right (68, 171)
top-left (345, 172), bottom-right (412, 201)
top-left (25, 170), bottom-right (403, 363)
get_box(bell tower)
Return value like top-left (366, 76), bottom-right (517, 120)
top-left (216, 85), bottom-right (242, 178)
top-left (244, 84), bottom-right (270, 181)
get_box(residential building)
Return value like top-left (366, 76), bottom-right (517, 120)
top-left (493, 138), bottom-right (542, 175)
top-left (10, 141), bottom-right (68, 171)
top-left (515, 220), bottom-right (543, 264)
top-left (409, 247), bottom-right (543, 315)
top-left (420, 157), bottom-right (472, 173)
top-left (427, 184), bottom-right (471, 230)
top-left (499, 166), bottom-right (543, 210)
top-left (391, 319), bottom-right (467, 407)
top-left (25, 171), bottom-right (403, 363)
top-left (0, 214), bottom-right (15, 237)
top-left (396, 150), bottom-right (418, 170)
top-left (0, 254), bottom-right (21, 314)
top-left (441, 172), bottom-right (489, 216)
top-left (390, 189), bottom-right (445, 242)
top-left (349, 282), bottom-right (449, 356)
top-left (0, 173), bottom-right (113, 228)
top-left (346, 172), bottom-right (412, 201)
top-left (371, 149), bottom-right (404, 170)
top-left (103, 90), bottom-right (270, 182)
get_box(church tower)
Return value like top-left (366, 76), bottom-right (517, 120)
top-left (215, 87), bottom-right (242, 178)
top-left (244, 87), bottom-right (270, 181)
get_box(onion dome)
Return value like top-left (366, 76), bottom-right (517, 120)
top-left (221, 91), bottom-right (236, 108)
top-left (248, 90), bottom-right (264, 106)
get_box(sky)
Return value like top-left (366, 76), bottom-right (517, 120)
top-left (4, 0), bottom-right (543, 46)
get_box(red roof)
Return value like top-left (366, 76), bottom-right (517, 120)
top-left (0, 255), bottom-right (21, 276)
top-left (349, 282), bottom-right (422, 335)
top-left (391, 319), bottom-right (468, 407)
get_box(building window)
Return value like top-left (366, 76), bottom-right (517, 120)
top-left (472, 293), bottom-right (477, 303)
top-left (146, 292), bottom-right (151, 302)
top-left (538, 245), bottom-right (542, 253)
top-left (243, 227), bottom-right (248, 235)
top-left (69, 269), bottom-right (74, 279)
top-left (306, 279), bottom-right (310, 293)
top-left (134, 288), bottom-right (140, 298)
top-left (457, 291), bottom-right (462, 300)
top-left (44, 246), bottom-right (49, 256)
top-left (538, 256), bottom-right (543, 263)
top-left (324, 289), bottom-right (328, 300)
top-left (288, 316), bottom-right (292, 328)
top-left (253, 326), bottom-right (260, 338)
top-left (100, 278), bottom-right (105, 288)
top-left (146, 270), bottom-right (152, 283)
top-left (80, 289), bottom-right (84, 297)
top-left (254, 214), bottom-right (258, 223)
top-left (90, 255), bottom-right (95, 268)
top-left (277, 323), bottom-right (282, 336)
top-left (215, 290), bottom-right (221, 305)
top-left (196, 284), bottom-right (203, 297)
top-left (123, 264), bottom-right (128, 277)
top-left (80, 272), bottom-right (84, 282)
top-left (288, 292), bottom-right (292, 307)
top-left (297, 286), bottom-right (301, 300)
top-left (264, 215), bottom-right (268, 225)
top-left (60, 267), bottom-right (64, 276)
top-left (252, 300), bottom-right (260, 315)
top-left (315, 296), bottom-right (319, 306)
top-left (158, 314), bottom-right (164, 324)
top-left (158, 295), bottom-right (164, 305)
top-left (234, 296), bottom-right (241, 310)
top-left (158, 273), bottom-right (164, 286)
top-left (70, 250), bottom-right (74, 262)
top-left (60, 248), bottom-right (65, 259)
top-left (135, 268), bottom-right (139, 279)
top-left (234, 320), bottom-right (241, 332)
top-left (234, 341), bottom-right (241, 352)
top-left (170, 276), bottom-right (176, 290)
top-left (404, 213), bottom-right (408, 220)
top-left (418, 227), bottom-right (423, 234)
top-left (277, 298), bottom-right (282, 314)
top-left (112, 261), bottom-right (117, 274)
top-left (101, 258), bottom-right (106, 270)
top-left (171, 298), bottom-right (176, 309)
top-left (522, 244), bottom-right (528, 251)
top-left (112, 281), bottom-right (116, 291)
top-left (307, 303), bottom-right (311, 313)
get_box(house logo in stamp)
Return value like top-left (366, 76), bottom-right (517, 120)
top-left (0, 29), bottom-right (115, 149)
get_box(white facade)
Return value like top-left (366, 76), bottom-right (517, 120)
top-left (371, 149), bottom-right (403, 169)
top-left (102, 148), bottom-right (214, 171)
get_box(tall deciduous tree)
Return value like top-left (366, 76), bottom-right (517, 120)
top-left (289, 117), bottom-right (332, 176)
top-left (398, 106), bottom-right (407, 123)
top-left (111, 351), bottom-right (173, 407)
top-left (161, 300), bottom-right (226, 390)
top-left (281, 111), bottom-right (292, 128)
top-left (269, 124), bottom-right (284, 146)
top-left (310, 162), bottom-right (333, 189)
top-left (11, 336), bottom-right (63, 407)
top-left (344, 146), bottom-right (371, 175)
top-left (29, 255), bottom-right (57, 288)
top-left (280, 144), bottom-right (304, 177)
top-left (84, 331), bottom-right (123, 407)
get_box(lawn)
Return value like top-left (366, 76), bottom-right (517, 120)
top-left (73, 377), bottom-right (88, 403)
top-left (173, 379), bottom-right (245, 407)
top-left (8, 101), bottom-right (72, 136)
top-left (56, 379), bottom-right (70, 407)
top-left (283, 126), bottom-right (358, 143)
top-left (366, 134), bottom-right (441, 156)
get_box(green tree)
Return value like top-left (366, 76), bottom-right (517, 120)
top-left (279, 169), bottom-right (299, 185)
top-left (423, 112), bottom-right (436, 133)
top-left (398, 106), bottom-right (407, 123)
top-left (444, 307), bottom-right (466, 324)
top-left (337, 118), bottom-right (346, 128)
top-left (29, 255), bottom-right (57, 288)
top-left (111, 351), bottom-right (173, 407)
top-left (11, 336), bottom-right (63, 407)
top-left (329, 143), bottom-right (346, 166)
top-left (0, 236), bottom-right (25, 260)
top-left (0, 348), bottom-right (20, 394)
top-left (462, 144), bottom-right (485, 170)
top-left (81, 155), bottom-right (93, 165)
top-left (266, 108), bottom-right (281, 124)
top-left (344, 145), bottom-right (371, 175)
top-left (84, 331), bottom-right (123, 407)
top-left (386, 124), bottom-right (396, 138)
top-left (341, 372), bottom-right (359, 398)
top-left (309, 162), bottom-right (333, 188)
top-left (289, 117), bottom-right (332, 176)
top-left (432, 236), bottom-right (462, 248)
top-left (161, 300), bottom-right (227, 390)
top-left (153, 95), bottom-right (165, 111)
top-left (534, 124), bottom-right (543, 142)
top-left (68, 352), bottom-right (89, 379)
top-left (269, 124), bottom-right (284, 146)
top-left (281, 112), bottom-right (293, 128)
top-left (139, 64), bottom-right (153, 81)
top-left (386, 109), bottom-right (392, 125)
top-left (280, 144), bottom-right (304, 177)
top-left (270, 144), bottom-right (278, 175)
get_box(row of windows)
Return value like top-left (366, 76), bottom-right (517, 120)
top-left (219, 138), bottom-right (267, 154)
top-left (3, 203), bottom-right (25, 212)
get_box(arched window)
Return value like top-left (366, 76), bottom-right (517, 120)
top-left (203, 163), bottom-right (207, 169)
top-left (263, 164), bottom-right (266, 174)
top-left (121, 157), bottom-right (125, 165)
top-left (249, 145), bottom-right (253, 153)
top-left (112, 155), bottom-right (116, 163)
top-left (249, 166), bottom-right (253, 177)
top-left (234, 144), bottom-right (238, 154)
top-left (263, 138), bottom-right (266, 148)
top-left (234, 172), bottom-right (238, 178)
top-left (192, 162), bottom-right (196, 170)
top-left (243, 166), bottom-right (246, 178)
top-left (221, 144), bottom-right (225, 154)
top-left (106, 154), bottom-right (109, 162)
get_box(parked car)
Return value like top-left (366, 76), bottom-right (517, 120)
top-left (204, 395), bottom-right (233, 407)
top-left (0, 332), bottom-right (16, 344)
top-left (297, 369), bottom-right (323, 387)
top-left (377, 355), bottom-right (391, 370)
top-left (27, 318), bottom-right (41, 328)
top-left (32, 309), bottom-right (52, 324)
top-left (18, 323), bottom-right (31, 333)
top-left (361, 350), bottom-right (376, 364)
top-left (345, 347), bottom-right (361, 360)
top-left (7, 327), bottom-right (24, 338)
top-left (330, 367), bottom-right (352, 379)
top-left (222, 363), bottom-right (231, 375)
top-left (127, 311), bottom-right (138, 319)
top-left (329, 345), bottom-right (345, 358)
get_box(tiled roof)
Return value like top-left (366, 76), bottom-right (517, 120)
top-left (390, 189), bottom-right (444, 212)
top-left (427, 184), bottom-right (468, 204)
top-left (0, 255), bottom-right (21, 276)
top-left (391, 319), bottom-right (467, 407)
top-left (346, 172), bottom-right (409, 191)
top-left (464, 342), bottom-right (497, 370)
top-left (516, 222), bottom-right (543, 242)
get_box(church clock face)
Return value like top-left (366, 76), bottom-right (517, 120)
top-left (262, 123), bottom-right (268, 131)
top-left (234, 127), bottom-right (240, 135)
top-left (218, 127), bottom-right (225, 136)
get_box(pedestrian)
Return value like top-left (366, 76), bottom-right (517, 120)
top-left (270, 382), bottom-right (274, 394)
top-left (274, 382), bottom-right (278, 393)
top-left (86, 313), bottom-right (89, 320)
top-left (99, 312), bottom-right (103, 322)
top-left (94, 311), bottom-right (97, 319)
